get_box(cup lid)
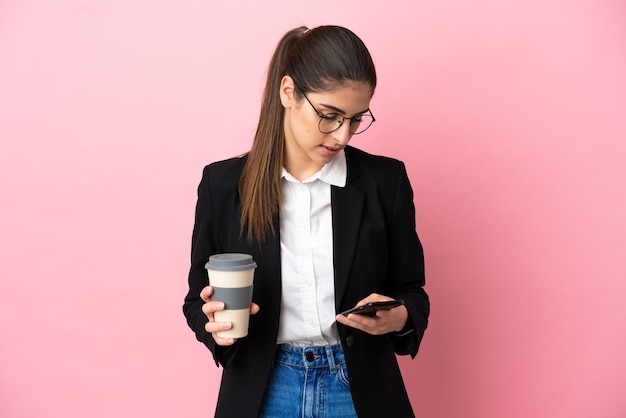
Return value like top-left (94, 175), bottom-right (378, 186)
top-left (205, 253), bottom-right (257, 271)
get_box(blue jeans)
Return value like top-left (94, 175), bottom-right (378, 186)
top-left (259, 344), bottom-right (358, 418)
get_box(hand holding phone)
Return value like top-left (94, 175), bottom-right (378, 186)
top-left (339, 300), bottom-right (404, 317)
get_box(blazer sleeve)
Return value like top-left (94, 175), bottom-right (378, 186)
top-left (182, 165), bottom-right (240, 367)
top-left (384, 161), bottom-right (430, 357)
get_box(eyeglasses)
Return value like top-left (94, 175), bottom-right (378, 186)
top-left (296, 85), bottom-right (376, 135)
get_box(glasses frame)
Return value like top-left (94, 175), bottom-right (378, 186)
top-left (294, 83), bottom-right (376, 135)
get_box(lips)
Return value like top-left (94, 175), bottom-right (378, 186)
top-left (321, 145), bottom-right (341, 156)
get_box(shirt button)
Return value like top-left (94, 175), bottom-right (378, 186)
top-left (345, 335), bottom-right (354, 347)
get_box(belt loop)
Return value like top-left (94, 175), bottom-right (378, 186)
top-left (325, 346), bottom-right (337, 372)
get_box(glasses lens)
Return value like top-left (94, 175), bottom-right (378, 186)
top-left (318, 114), bottom-right (374, 135)
top-left (318, 114), bottom-right (343, 134)
top-left (351, 114), bottom-right (374, 135)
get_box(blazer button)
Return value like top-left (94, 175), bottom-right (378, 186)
top-left (345, 335), bottom-right (354, 347)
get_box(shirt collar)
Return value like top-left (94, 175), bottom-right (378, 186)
top-left (281, 149), bottom-right (347, 187)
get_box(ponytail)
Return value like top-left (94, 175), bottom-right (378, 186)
top-left (239, 27), bottom-right (307, 244)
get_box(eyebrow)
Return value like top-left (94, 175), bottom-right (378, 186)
top-left (317, 102), bottom-right (370, 116)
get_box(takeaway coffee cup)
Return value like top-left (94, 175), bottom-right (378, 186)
top-left (205, 253), bottom-right (257, 338)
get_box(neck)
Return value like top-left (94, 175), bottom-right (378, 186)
top-left (284, 159), bottom-right (324, 182)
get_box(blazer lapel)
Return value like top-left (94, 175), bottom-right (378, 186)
top-left (331, 154), bottom-right (364, 311)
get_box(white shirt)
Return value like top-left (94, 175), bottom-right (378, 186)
top-left (277, 150), bottom-right (347, 346)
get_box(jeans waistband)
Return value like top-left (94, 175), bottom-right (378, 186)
top-left (275, 344), bottom-right (345, 371)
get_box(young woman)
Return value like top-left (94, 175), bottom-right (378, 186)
top-left (183, 25), bottom-right (429, 418)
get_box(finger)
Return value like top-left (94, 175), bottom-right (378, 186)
top-left (250, 303), bottom-right (261, 315)
top-left (336, 314), bottom-right (358, 330)
top-left (200, 286), bottom-right (214, 302)
top-left (202, 301), bottom-right (225, 320)
top-left (204, 320), bottom-right (237, 346)
top-left (214, 336), bottom-right (237, 346)
top-left (336, 312), bottom-right (377, 329)
top-left (374, 309), bottom-right (392, 319)
top-left (335, 314), bottom-right (354, 327)
top-left (336, 313), bottom-right (390, 335)
top-left (346, 313), bottom-right (379, 327)
top-left (204, 318), bottom-right (232, 333)
top-left (353, 293), bottom-right (393, 308)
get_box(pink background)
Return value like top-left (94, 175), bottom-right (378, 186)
top-left (1, 1), bottom-right (625, 417)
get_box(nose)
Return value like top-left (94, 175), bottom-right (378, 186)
top-left (331, 120), bottom-right (352, 146)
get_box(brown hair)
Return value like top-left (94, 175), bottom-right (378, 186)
top-left (239, 26), bottom-right (377, 244)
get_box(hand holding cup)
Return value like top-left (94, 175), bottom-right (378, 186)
top-left (202, 253), bottom-right (259, 345)
top-left (201, 285), bottom-right (260, 346)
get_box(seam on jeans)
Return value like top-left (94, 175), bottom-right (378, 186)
top-left (337, 364), bottom-right (351, 388)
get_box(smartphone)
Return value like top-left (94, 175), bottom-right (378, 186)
top-left (339, 300), bottom-right (404, 317)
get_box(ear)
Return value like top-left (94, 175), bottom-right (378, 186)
top-left (279, 75), bottom-right (296, 108)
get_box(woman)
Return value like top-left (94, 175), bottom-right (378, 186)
top-left (183, 25), bottom-right (429, 418)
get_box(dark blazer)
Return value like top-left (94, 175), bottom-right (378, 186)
top-left (183, 145), bottom-right (429, 418)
